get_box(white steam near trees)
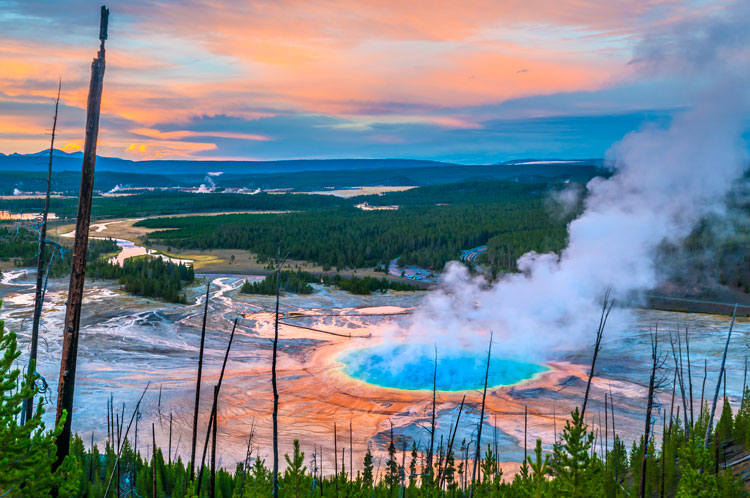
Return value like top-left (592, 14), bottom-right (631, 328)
top-left (403, 1), bottom-right (750, 359)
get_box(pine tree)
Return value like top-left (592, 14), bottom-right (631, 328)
top-left (408, 442), bottom-right (418, 489)
top-left (550, 407), bottom-right (597, 497)
top-left (528, 439), bottom-right (550, 497)
top-left (715, 397), bottom-right (734, 444)
top-left (445, 449), bottom-right (457, 495)
top-left (283, 439), bottom-right (307, 498)
top-left (676, 437), bottom-right (717, 497)
top-left (363, 447), bottom-right (374, 488)
top-left (0, 309), bottom-right (79, 497)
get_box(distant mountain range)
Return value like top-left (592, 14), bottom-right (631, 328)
top-left (0, 149), bottom-right (464, 175)
top-left (0, 149), bottom-right (606, 194)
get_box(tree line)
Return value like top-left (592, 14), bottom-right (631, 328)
top-left (240, 270), bottom-right (420, 296)
top-left (1, 226), bottom-right (194, 303)
top-left (138, 192), bottom-right (571, 274)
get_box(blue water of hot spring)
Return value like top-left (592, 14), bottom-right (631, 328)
top-left (339, 344), bottom-right (548, 391)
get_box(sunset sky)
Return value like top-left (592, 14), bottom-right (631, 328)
top-left (0, 0), bottom-right (737, 162)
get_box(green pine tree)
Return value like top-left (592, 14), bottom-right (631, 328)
top-left (550, 407), bottom-right (598, 497)
top-left (363, 447), bottom-right (374, 488)
top-left (0, 306), bottom-right (79, 497)
top-left (676, 437), bottom-right (717, 497)
top-left (283, 439), bottom-right (307, 498)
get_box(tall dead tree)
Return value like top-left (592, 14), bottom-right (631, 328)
top-left (704, 304), bottom-right (738, 448)
top-left (190, 281), bottom-right (211, 480)
top-left (470, 332), bottom-right (492, 498)
top-left (685, 328), bottom-right (694, 429)
top-left (700, 358), bottom-right (707, 419)
top-left (427, 346), bottom-right (438, 476)
top-left (24, 79), bottom-right (61, 423)
top-left (196, 315), bottom-right (241, 493)
top-left (669, 329), bottom-right (689, 440)
top-left (439, 395), bottom-right (465, 487)
top-left (272, 247), bottom-right (285, 498)
top-left (581, 289), bottom-right (614, 419)
top-left (169, 413), bottom-right (173, 465)
top-left (152, 422), bottom-right (157, 498)
top-left (210, 385), bottom-right (218, 498)
top-left (54, 6), bottom-right (108, 469)
top-left (334, 422), bottom-right (339, 496)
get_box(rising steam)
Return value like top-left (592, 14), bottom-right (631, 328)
top-left (402, 2), bottom-right (750, 359)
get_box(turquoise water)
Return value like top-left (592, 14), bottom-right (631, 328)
top-left (340, 344), bottom-right (547, 391)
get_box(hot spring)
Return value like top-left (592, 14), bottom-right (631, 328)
top-left (339, 344), bottom-right (548, 391)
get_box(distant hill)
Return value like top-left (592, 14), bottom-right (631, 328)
top-left (0, 150), bottom-right (459, 174)
top-left (0, 150), bottom-right (605, 194)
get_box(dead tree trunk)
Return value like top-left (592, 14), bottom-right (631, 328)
top-left (169, 412), bottom-right (173, 466)
top-left (670, 330), bottom-right (689, 440)
top-left (660, 412), bottom-right (666, 498)
top-left (427, 346), bottom-right (437, 476)
top-left (152, 422), bottom-right (157, 498)
top-left (439, 395), bottom-right (465, 487)
top-left (610, 385), bottom-right (617, 485)
top-left (639, 331), bottom-right (659, 498)
top-left (24, 79), bottom-right (61, 423)
top-left (604, 394), bottom-right (608, 469)
top-left (685, 328), bottom-right (694, 430)
top-left (190, 281), bottom-right (211, 480)
top-left (54, 6), bottom-right (108, 470)
top-left (103, 383), bottom-right (150, 498)
top-left (196, 315), bottom-right (241, 491)
top-left (582, 289), bottom-right (614, 419)
top-left (704, 304), bottom-right (738, 448)
top-left (334, 422), bottom-right (339, 496)
top-left (524, 406), bottom-right (528, 463)
top-left (470, 332), bottom-right (492, 498)
top-left (350, 419), bottom-right (353, 481)
top-left (210, 385), bottom-right (218, 498)
top-left (700, 359), bottom-right (707, 419)
top-left (272, 248), bottom-right (283, 498)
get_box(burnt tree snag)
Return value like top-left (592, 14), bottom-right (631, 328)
top-left (54, 5), bottom-right (108, 469)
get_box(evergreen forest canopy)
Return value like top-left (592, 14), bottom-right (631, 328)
top-left (240, 270), bottom-right (420, 296)
top-left (137, 181), bottom-right (576, 274)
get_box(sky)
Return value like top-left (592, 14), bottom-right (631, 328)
top-left (0, 0), bottom-right (739, 163)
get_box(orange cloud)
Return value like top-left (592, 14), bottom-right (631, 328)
top-left (131, 128), bottom-right (271, 141)
top-left (0, 0), bottom-right (730, 159)
top-left (61, 143), bottom-right (82, 153)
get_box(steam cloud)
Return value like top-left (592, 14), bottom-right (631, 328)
top-left (402, 2), bottom-right (750, 359)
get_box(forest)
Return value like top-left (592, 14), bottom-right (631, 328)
top-left (0, 191), bottom-right (347, 219)
top-left (103, 256), bottom-right (195, 304)
top-left (137, 181), bottom-right (574, 273)
top-left (0, 226), bottom-right (194, 303)
top-left (240, 270), bottom-right (419, 296)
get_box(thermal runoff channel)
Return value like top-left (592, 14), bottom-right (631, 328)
top-left (339, 344), bottom-right (548, 391)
